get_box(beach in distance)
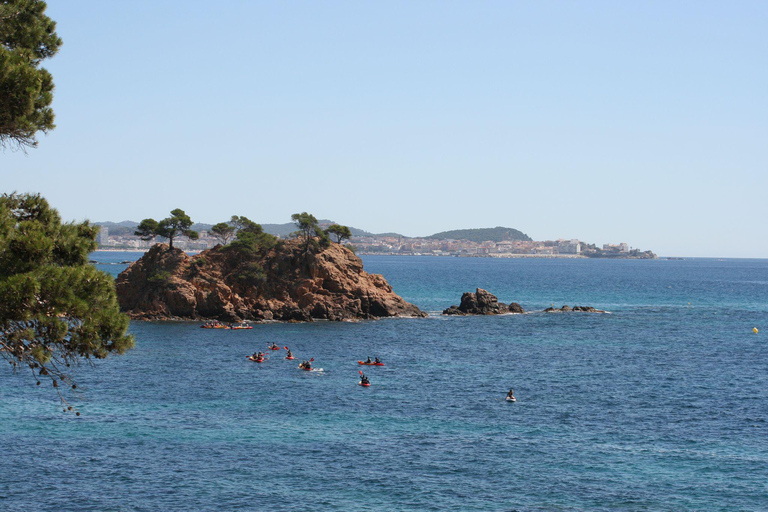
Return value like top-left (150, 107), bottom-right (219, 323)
top-left (2, 252), bottom-right (766, 510)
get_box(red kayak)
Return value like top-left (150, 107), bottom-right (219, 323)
top-left (358, 381), bottom-right (370, 387)
top-left (285, 356), bottom-right (295, 360)
top-left (358, 361), bottom-right (385, 366)
top-left (269, 346), bottom-right (281, 350)
top-left (247, 356), bottom-right (265, 363)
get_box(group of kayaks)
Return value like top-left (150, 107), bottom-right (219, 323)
top-left (245, 344), bottom-right (382, 386)
top-left (228, 324), bottom-right (515, 398)
top-left (201, 321), bottom-right (253, 330)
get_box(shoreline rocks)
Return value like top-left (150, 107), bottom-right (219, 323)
top-left (544, 305), bottom-right (607, 313)
top-left (442, 288), bottom-right (524, 316)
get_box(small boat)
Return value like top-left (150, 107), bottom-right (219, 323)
top-left (230, 324), bottom-right (253, 330)
top-left (268, 345), bottom-right (281, 350)
top-left (285, 356), bottom-right (295, 360)
top-left (247, 356), bottom-right (265, 363)
top-left (358, 381), bottom-right (370, 387)
top-left (506, 396), bottom-right (516, 402)
top-left (357, 361), bottom-right (385, 366)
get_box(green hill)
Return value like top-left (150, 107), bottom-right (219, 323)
top-left (426, 227), bottom-right (532, 243)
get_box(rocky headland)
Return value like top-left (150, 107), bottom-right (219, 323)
top-left (442, 288), bottom-right (524, 316)
top-left (115, 240), bottom-right (426, 322)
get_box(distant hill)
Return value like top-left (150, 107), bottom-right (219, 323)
top-left (426, 227), bottom-right (532, 243)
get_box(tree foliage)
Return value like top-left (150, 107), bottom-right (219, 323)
top-left (326, 224), bottom-right (352, 244)
top-left (226, 215), bottom-right (276, 257)
top-left (291, 212), bottom-right (329, 252)
top-left (210, 222), bottom-right (235, 245)
top-left (0, 193), bottom-right (134, 410)
top-left (0, 0), bottom-right (62, 150)
top-left (134, 209), bottom-right (199, 249)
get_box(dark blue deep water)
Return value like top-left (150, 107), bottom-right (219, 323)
top-left (2, 254), bottom-right (767, 510)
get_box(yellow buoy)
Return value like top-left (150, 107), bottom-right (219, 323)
top-left (753, 327), bottom-right (759, 334)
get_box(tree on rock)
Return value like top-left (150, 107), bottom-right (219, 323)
top-left (226, 215), bottom-right (276, 256)
top-left (326, 224), bottom-right (352, 244)
top-left (210, 222), bottom-right (235, 245)
top-left (291, 212), bottom-right (328, 252)
top-left (135, 208), bottom-right (199, 249)
top-left (0, 0), bottom-right (62, 150)
top-left (0, 193), bottom-right (134, 410)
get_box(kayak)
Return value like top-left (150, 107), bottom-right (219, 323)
top-left (269, 346), bottom-right (281, 350)
top-left (201, 325), bottom-right (227, 329)
top-left (506, 396), bottom-right (516, 402)
top-left (358, 381), bottom-right (370, 387)
top-left (247, 356), bottom-right (265, 363)
top-left (358, 361), bottom-right (385, 366)
top-left (299, 366), bottom-right (312, 371)
top-left (230, 326), bottom-right (253, 330)
top-left (285, 356), bottom-right (295, 360)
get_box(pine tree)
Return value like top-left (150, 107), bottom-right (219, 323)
top-left (0, 0), bottom-right (62, 150)
top-left (0, 193), bottom-right (134, 411)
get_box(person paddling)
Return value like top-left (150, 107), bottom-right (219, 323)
top-left (374, 357), bottom-right (381, 364)
top-left (286, 349), bottom-right (293, 358)
top-left (365, 356), bottom-right (372, 364)
top-left (506, 389), bottom-right (515, 400)
top-left (360, 373), bottom-right (370, 385)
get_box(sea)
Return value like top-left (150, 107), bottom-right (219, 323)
top-left (1, 252), bottom-right (767, 511)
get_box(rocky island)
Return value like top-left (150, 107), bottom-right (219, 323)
top-left (442, 289), bottom-right (608, 315)
top-left (443, 288), bottom-right (524, 315)
top-left (116, 239), bottom-right (425, 322)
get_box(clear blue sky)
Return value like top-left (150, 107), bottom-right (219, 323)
top-left (3, 1), bottom-right (767, 257)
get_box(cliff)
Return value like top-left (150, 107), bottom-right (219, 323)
top-left (115, 240), bottom-right (425, 321)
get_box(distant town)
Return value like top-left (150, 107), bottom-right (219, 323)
top-left (95, 222), bottom-right (656, 259)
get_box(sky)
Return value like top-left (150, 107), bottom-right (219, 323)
top-left (2, 1), bottom-right (767, 257)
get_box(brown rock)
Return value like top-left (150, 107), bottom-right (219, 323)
top-left (442, 288), bottom-right (524, 315)
top-left (116, 241), bottom-right (426, 322)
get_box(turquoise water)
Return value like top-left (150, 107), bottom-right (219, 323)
top-left (2, 254), bottom-right (767, 510)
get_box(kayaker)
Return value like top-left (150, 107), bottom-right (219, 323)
top-left (506, 389), bottom-right (515, 400)
top-left (374, 357), bottom-right (381, 364)
top-left (286, 349), bottom-right (293, 358)
top-left (365, 356), bottom-right (372, 364)
top-left (360, 373), bottom-right (370, 385)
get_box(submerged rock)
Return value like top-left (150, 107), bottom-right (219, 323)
top-left (116, 240), bottom-right (426, 322)
top-left (442, 288), bottom-right (524, 315)
top-left (544, 305), bottom-right (607, 313)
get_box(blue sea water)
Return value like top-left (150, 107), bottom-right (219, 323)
top-left (2, 253), bottom-right (767, 510)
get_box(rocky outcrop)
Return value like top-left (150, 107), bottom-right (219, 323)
top-left (544, 305), bottom-right (607, 313)
top-left (442, 288), bottom-right (524, 316)
top-left (116, 240), bottom-right (426, 321)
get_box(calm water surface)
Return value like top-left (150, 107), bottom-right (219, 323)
top-left (1, 254), bottom-right (767, 510)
